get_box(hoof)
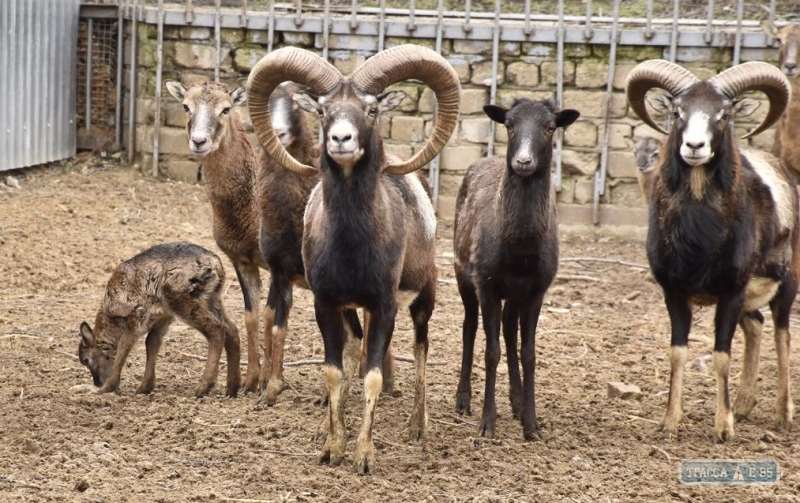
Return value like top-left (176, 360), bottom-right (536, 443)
top-left (775, 404), bottom-right (794, 432)
top-left (510, 395), bottom-right (523, 421)
top-left (477, 420), bottom-right (495, 439)
top-left (408, 418), bottom-right (427, 443)
top-left (136, 382), bottom-right (154, 395)
top-left (733, 396), bottom-right (757, 421)
top-left (523, 421), bottom-right (541, 441)
top-left (714, 412), bottom-right (735, 443)
top-left (353, 442), bottom-right (375, 475)
top-left (455, 391), bottom-right (471, 416)
top-left (242, 367), bottom-right (260, 394)
top-left (315, 416), bottom-right (330, 443)
top-left (195, 381), bottom-right (214, 398)
top-left (659, 409), bottom-right (683, 437)
top-left (98, 381), bottom-right (119, 394)
top-left (319, 436), bottom-right (345, 467)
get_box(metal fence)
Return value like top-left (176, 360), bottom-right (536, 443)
top-left (0, 0), bottom-right (82, 172)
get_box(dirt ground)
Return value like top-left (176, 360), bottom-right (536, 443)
top-left (1, 158), bottom-right (799, 503)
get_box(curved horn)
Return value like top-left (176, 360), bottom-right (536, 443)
top-left (351, 45), bottom-right (461, 175)
top-left (710, 62), bottom-right (791, 139)
top-left (247, 47), bottom-right (342, 176)
top-left (625, 59), bottom-right (699, 135)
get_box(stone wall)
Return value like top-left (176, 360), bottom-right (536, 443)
top-left (124, 22), bottom-right (779, 221)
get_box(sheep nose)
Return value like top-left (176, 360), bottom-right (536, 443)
top-left (191, 135), bottom-right (208, 148)
top-left (785, 62), bottom-right (797, 71)
top-left (686, 141), bottom-right (705, 150)
top-left (515, 155), bottom-right (532, 166)
top-left (331, 133), bottom-right (352, 144)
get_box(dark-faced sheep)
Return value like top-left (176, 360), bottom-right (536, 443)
top-left (78, 242), bottom-right (240, 397)
top-left (453, 99), bottom-right (579, 440)
top-left (626, 60), bottom-right (797, 441)
top-left (247, 45), bottom-right (460, 474)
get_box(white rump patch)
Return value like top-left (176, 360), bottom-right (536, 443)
top-left (744, 276), bottom-right (780, 311)
top-left (396, 290), bottom-right (420, 309)
top-left (406, 174), bottom-right (437, 241)
top-left (743, 149), bottom-right (794, 232)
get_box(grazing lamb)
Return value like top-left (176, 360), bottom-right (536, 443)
top-left (626, 59), bottom-right (797, 441)
top-left (78, 242), bottom-right (241, 397)
top-left (166, 80), bottom-right (319, 403)
top-left (453, 99), bottom-right (579, 440)
top-left (762, 21), bottom-right (800, 178)
top-left (633, 136), bottom-right (663, 204)
top-left (247, 44), bottom-right (460, 473)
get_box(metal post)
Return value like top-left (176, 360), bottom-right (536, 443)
top-left (523, 0), bottom-right (532, 36)
top-left (768, 0), bottom-right (776, 22)
top-left (295, 0), bottom-right (303, 27)
top-left (593, 0), bottom-right (621, 225)
top-left (323, 0), bottom-right (331, 60)
top-left (85, 18), bottom-right (93, 134)
top-left (268, 0), bottom-right (275, 52)
top-left (668, 0), bottom-right (680, 62)
top-left (464, 0), bottom-right (472, 33)
top-left (408, 0), bottom-right (416, 32)
top-left (704, 0), bottom-right (715, 44)
top-left (732, 0), bottom-right (744, 65)
top-left (214, 0), bottom-right (221, 82)
top-left (554, 0), bottom-right (565, 191)
top-left (583, 0), bottom-right (592, 41)
top-left (152, 0), bottom-right (164, 178)
top-left (350, 0), bottom-right (358, 31)
top-left (127, 0), bottom-right (137, 163)
top-left (379, 0), bottom-right (386, 51)
top-left (186, 0), bottom-right (194, 24)
top-left (241, 0), bottom-right (248, 28)
top-left (487, 0), bottom-right (500, 157)
top-left (115, 2), bottom-right (124, 149)
top-left (430, 0), bottom-right (445, 207)
top-left (645, 0), bottom-right (654, 39)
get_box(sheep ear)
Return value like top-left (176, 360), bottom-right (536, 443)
top-left (230, 87), bottom-right (247, 106)
top-left (79, 322), bottom-right (94, 346)
top-left (165, 81), bottom-right (187, 102)
top-left (760, 20), bottom-right (780, 40)
top-left (483, 105), bottom-right (507, 124)
top-left (293, 93), bottom-right (320, 114)
top-left (733, 98), bottom-right (760, 119)
top-left (378, 91), bottom-right (406, 113)
top-left (556, 109), bottom-right (580, 128)
top-left (646, 93), bottom-right (673, 115)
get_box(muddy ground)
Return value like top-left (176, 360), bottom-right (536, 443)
top-left (0, 158), bottom-right (799, 503)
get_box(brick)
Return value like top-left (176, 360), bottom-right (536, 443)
top-left (564, 121), bottom-right (597, 148)
top-left (748, 129), bottom-right (775, 150)
top-left (607, 151), bottom-right (638, 179)
top-left (447, 58), bottom-right (471, 83)
top-left (282, 32), bottom-right (315, 47)
top-left (318, 34), bottom-right (377, 52)
top-left (506, 61), bottom-right (540, 87)
top-left (633, 123), bottom-right (667, 141)
top-left (563, 90), bottom-right (627, 119)
top-left (461, 118), bottom-right (492, 144)
top-left (461, 89), bottom-right (489, 115)
top-left (391, 116), bottom-right (425, 143)
top-left (385, 143), bottom-right (413, 160)
top-left (496, 89), bottom-right (554, 108)
top-left (565, 44), bottom-right (590, 58)
top-left (386, 37), bottom-right (438, 52)
top-left (471, 60), bottom-right (506, 87)
top-left (561, 149), bottom-right (599, 176)
top-left (165, 104), bottom-right (187, 127)
top-left (494, 124), bottom-right (508, 143)
top-left (221, 29), bottom-right (244, 44)
top-left (595, 46), bottom-right (662, 61)
top-left (574, 177), bottom-right (595, 204)
top-left (673, 47), bottom-right (731, 64)
top-left (440, 145), bottom-right (483, 171)
top-left (331, 53), bottom-right (367, 76)
top-left (556, 177), bottom-right (575, 204)
top-left (166, 160), bottom-right (201, 183)
top-left (438, 173), bottom-right (464, 197)
top-left (136, 98), bottom-right (156, 125)
top-left (233, 47), bottom-right (269, 72)
top-left (436, 195), bottom-right (458, 221)
top-left (541, 61), bottom-right (575, 86)
top-left (246, 30), bottom-right (272, 45)
top-left (602, 123), bottom-right (633, 150)
top-left (453, 40), bottom-right (520, 56)
top-left (575, 60), bottom-right (609, 88)
top-left (157, 127), bottom-right (192, 155)
top-left (379, 114), bottom-right (392, 139)
top-left (385, 83), bottom-right (421, 113)
top-left (612, 63), bottom-right (637, 90)
top-left (174, 42), bottom-right (222, 70)
top-left (610, 180), bottom-right (645, 207)
top-left (521, 43), bottom-right (554, 58)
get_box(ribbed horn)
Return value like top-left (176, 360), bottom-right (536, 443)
top-left (247, 47), bottom-right (343, 176)
top-left (351, 45), bottom-right (461, 175)
top-left (625, 59), bottom-right (699, 135)
top-left (710, 62), bottom-right (792, 139)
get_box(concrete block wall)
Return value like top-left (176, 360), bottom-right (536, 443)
top-left (123, 22), bottom-right (779, 221)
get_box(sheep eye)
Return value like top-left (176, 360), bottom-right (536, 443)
top-left (183, 104), bottom-right (190, 113)
top-left (220, 107), bottom-right (231, 116)
top-left (547, 126), bottom-right (556, 134)
top-left (368, 108), bottom-right (378, 116)
top-left (82, 357), bottom-right (90, 366)
top-left (673, 111), bottom-right (681, 120)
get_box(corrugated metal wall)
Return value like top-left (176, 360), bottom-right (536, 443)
top-left (0, 0), bottom-right (81, 171)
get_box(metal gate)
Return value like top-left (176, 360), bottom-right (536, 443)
top-left (0, 0), bottom-right (82, 172)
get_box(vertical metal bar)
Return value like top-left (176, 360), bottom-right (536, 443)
top-left (704, 0), bottom-right (715, 44)
top-left (593, 0), bottom-right (621, 226)
top-left (11, 0), bottom-right (21, 167)
top-left (583, 0), bottom-right (592, 41)
top-left (186, 0), bottom-right (194, 24)
top-left (732, 0), bottom-right (744, 65)
top-left (464, 0), bottom-right (472, 33)
top-left (68, 0), bottom-right (79, 157)
top-left (487, 0), bottom-right (500, 157)
top-left (152, 0), bottom-right (164, 178)
top-left (23, 0), bottom-right (32, 166)
top-left (430, 0), bottom-right (445, 207)
top-left (116, 3), bottom-right (124, 149)
top-left (214, 0), bottom-right (221, 82)
top-left (379, 0), bottom-right (386, 51)
top-left (241, 0), bottom-right (248, 28)
top-left (268, 0), bottom-right (275, 52)
top-left (523, 0), bottom-right (532, 36)
top-left (350, 0), bottom-right (357, 30)
top-left (768, 0), bottom-right (776, 22)
top-left (86, 18), bottom-right (93, 134)
top-left (408, 0), bottom-right (416, 33)
top-left (32, 0), bottom-right (43, 163)
top-left (645, 0), bottom-right (654, 39)
top-left (322, 0), bottom-right (331, 60)
top-left (668, 0), bottom-right (680, 62)
top-left (295, 0), bottom-right (303, 27)
top-left (128, 0), bottom-right (138, 163)
top-left (554, 0), bottom-right (565, 191)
